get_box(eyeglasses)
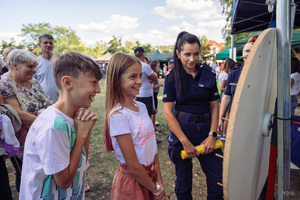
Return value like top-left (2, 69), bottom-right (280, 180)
top-left (39, 34), bottom-right (54, 39)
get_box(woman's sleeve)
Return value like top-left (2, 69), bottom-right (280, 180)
top-left (0, 81), bottom-right (16, 99)
top-left (208, 81), bottom-right (220, 101)
top-left (32, 80), bottom-right (53, 106)
top-left (224, 73), bottom-right (232, 96)
top-left (162, 75), bottom-right (176, 102)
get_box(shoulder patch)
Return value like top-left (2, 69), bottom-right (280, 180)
top-left (201, 63), bottom-right (216, 74)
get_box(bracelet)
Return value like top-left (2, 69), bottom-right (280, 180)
top-left (156, 183), bottom-right (161, 190)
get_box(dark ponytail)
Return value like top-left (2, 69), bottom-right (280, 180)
top-left (168, 31), bottom-right (201, 95)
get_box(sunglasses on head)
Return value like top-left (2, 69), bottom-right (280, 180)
top-left (39, 34), bottom-right (54, 39)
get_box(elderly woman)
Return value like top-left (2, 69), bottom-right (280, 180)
top-left (0, 49), bottom-right (52, 192)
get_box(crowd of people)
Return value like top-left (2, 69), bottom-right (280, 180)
top-left (0, 30), bottom-right (298, 200)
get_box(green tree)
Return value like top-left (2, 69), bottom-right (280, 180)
top-left (142, 44), bottom-right (154, 54)
top-left (220, 0), bottom-right (234, 46)
top-left (200, 35), bottom-right (208, 46)
top-left (106, 35), bottom-right (123, 54)
top-left (132, 41), bottom-right (154, 54)
top-left (0, 38), bottom-right (26, 55)
top-left (220, 0), bottom-right (255, 47)
top-left (21, 22), bottom-right (84, 56)
top-left (85, 41), bottom-right (107, 58)
top-left (124, 41), bottom-right (135, 54)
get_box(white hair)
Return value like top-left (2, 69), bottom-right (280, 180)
top-left (6, 49), bottom-right (38, 70)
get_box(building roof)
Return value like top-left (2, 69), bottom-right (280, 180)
top-left (204, 40), bottom-right (225, 53)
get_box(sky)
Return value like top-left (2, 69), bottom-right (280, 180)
top-left (0, 0), bottom-right (227, 47)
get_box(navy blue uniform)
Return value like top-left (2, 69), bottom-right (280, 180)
top-left (163, 63), bottom-right (223, 200)
top-left (224, 65), bottom-right (244, 109)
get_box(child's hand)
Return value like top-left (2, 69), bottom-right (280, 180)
top-left (74, 108), bottom-right (98, 138)
top-left (153, 182), bottom-right (170, 200)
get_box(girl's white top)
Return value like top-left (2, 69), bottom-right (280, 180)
top-left (109, 101), bottom-right (157, 166)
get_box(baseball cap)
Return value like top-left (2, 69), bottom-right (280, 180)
top-left (134, 47), bottom-right (145, 54)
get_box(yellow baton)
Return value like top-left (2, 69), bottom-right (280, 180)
top-left (180, 140), bottom-right (223, 159)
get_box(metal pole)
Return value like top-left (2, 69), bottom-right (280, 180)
top-left (276, 0), bottom-right (291, 199)
top-left (230, 35), bottom-right (234, 59)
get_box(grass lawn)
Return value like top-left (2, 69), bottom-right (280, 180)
top-left (7, 78), bottom-right (300, 199)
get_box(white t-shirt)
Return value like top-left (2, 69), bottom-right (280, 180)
top-left (34, 56), bottom-right (59, 103)
top-left (291, 72), bottom-right (300, 95)
top-left (109, 101), bottom-right (157, 166)
top-left (19, 106), bottom-right (87, 200)
top-left (218, 71), bottom-right (228, 87)
top-left (136, 61), bottom-right (154, 98)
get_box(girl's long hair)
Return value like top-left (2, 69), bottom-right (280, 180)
top-left (222, 58), bottom-right (236, 74)
top-left (168, 31), bottom-right (201, 95)
top-left (104, 52), bottom-right (141, 153)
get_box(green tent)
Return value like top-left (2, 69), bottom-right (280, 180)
top-left (216, 30), bottom-right (300, 60)
top-left (148, 50), bottom-right (168, 62)
top-left (216, 47), bottom-right (242, 60)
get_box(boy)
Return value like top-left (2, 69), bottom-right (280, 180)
top-left (19, 52), bottom-right (102, 199)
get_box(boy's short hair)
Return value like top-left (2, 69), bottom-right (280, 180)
top-left (53, 51), bottom-right (102, 90)
top-left (7, 49), bottom-right (39, 70)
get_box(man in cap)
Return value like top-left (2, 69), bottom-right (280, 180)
top-left (134, 47), bottom-right (159, 130)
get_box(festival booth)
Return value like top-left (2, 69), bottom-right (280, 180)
top-left (95, 52), bottom-right (112, 65)
top-left (148, 50), bottom-right (169, 77)
top-left (148, 50), bottom-right (168, 62)
top-left (222, 0), bottom-right (300, 199)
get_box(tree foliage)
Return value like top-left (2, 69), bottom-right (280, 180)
top-left (21, 23), bottom-right (85, 56)
top-left (0, 22), bottom-right (221, 61)
top-left (219, 0), bottom-right (255, 47)
top-left (0, 38), bottom-right (26, 55)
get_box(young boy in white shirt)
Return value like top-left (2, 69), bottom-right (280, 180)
top-left (19, 52), bottom-right (102, 200)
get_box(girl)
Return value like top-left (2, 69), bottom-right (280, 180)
top-left (150, 60), bottom-right (163, 133)
top-left (104, 52), bottom-right (170, 200)
top-left (218, 58), bottom-right (235, 138)
top-left (218, 58), bottom-right (235, 95)
top-left (163, 31), bottom-right (223, 199)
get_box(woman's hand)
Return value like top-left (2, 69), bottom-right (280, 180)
top-left (182, 139), bottom-right (199, 159)
top-left (201, 136), bottom-right (216, 155)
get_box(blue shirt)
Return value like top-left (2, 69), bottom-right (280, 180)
top-left (153, 80), bottom-right (160, 93)
top-left (224, 65), bottom-right (244, 97)
top-left (224, 65), bottom-right (244, 109)
top-left (163, 64), bottom-right (220, 114)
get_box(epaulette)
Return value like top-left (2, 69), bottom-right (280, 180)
top-left (198, 63), bottom-right (217, 88)
top-left (200, 63), bottom-right (216, 74)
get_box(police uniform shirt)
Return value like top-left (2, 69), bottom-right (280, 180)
top-left (224, 65), bottom-right (244, 97)
top-left (224, 65), bottom-right (244, 109)
top-left (163, 64), bottom-right (220, 114)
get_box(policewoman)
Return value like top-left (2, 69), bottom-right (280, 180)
top-left (163, 31), bottom-right (223, 200)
